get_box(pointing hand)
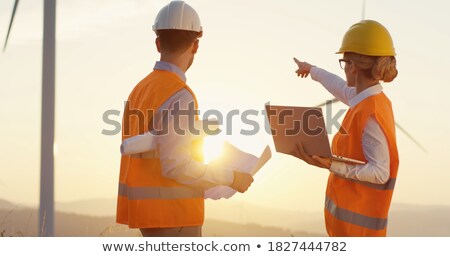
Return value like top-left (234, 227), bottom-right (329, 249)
top-left (293, 57), bottom-right (315, 78)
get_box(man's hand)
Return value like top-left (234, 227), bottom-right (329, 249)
top-left (230, 171), bottom-right (254, 193)
top-left (293, 57), bottom-right (315, 78)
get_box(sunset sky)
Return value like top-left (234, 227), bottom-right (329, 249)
top-left (0, 0), bottom-right (449, 215)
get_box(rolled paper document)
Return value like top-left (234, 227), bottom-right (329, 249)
top-left (205, 144), bottom-right (271, 200)
top-left (120, 132), bottom-right (156, 155)
top-left (120, 119), bottom-right (220, 155)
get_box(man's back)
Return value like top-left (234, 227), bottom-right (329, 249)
top-left (117, 69), bottom-right (205, 229)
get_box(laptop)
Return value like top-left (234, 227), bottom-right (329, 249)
top-left (265, 105), bottom-right (365, 165)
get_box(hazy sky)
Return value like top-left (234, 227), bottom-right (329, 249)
top-left (1, 0), bottom-right (450, 213)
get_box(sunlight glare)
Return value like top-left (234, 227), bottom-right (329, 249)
top-left (203, 135), bottom-right (225, 164)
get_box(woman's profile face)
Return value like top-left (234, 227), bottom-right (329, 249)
top-left (343, 54), bottom-right (356, 87)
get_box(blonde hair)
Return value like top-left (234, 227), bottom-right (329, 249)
top-left (345, 52), bottom-right (398, 82)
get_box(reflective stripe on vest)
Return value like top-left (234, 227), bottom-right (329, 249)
top-left (325, 196), bottom-right (388, 231)
top-left (118, 183), bottom-right (204, 200)
top-left (350, 177), bottom-right (396, 191)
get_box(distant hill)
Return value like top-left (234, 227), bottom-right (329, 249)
top-left (206, 200), bottom-right (325, 234)
top-left (1, 198), bottom-right (450, 236)
top-left (388, 203), bottom-right (450, 236)
top-left (0, 208), bottom-right (318, 237)
top-left (56, 198), bottom-right (116, 217)
top-left (207, 200), bottom-right (450, 236)
top-left (0, 208), bottom-right (138, 237)
top-left (0, 199), bottom-right (19, 211)
top-left (204, 220), bottom-right (322, 237)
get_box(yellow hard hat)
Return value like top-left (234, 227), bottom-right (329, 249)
top-left (336, 20), bottom-right (395, 56)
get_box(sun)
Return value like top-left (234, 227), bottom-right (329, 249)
top-left (203, 135), bottom-right (225, 164)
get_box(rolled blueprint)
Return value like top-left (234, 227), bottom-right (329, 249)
top-left (120, 119), bottom-right (220, 155)
top-left (205, 144), bottom-right (271, 200)
top-left (120, 132), bottom-right (156, 155)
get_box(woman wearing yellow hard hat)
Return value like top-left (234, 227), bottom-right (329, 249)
top-left (293, 20), bottom-right (399, 236)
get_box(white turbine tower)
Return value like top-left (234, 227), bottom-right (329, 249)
top-left (3, 0), bottom-right (56, 237)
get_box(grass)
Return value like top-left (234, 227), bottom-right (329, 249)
top-left (0, 208), bottom-right (33, 237)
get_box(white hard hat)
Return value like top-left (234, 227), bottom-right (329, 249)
top-left (152, 1), bottom-right (202, 33)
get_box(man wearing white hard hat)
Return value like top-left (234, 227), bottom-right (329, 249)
top-left (116, 1), bottom-right (254, 237)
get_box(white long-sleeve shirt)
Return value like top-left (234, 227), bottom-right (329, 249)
top-left (151, 61), bottom-right (235, 189)
top-left (310, 67), bottom-right (391, 184)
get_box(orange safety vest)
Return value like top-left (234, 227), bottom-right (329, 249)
top-left (326, 92), bottom-right (399, 236)
top-left (116, 70), bottom-right (205, 228)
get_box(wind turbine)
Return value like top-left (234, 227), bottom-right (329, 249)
top-left (314, 0), bottom-right (427, 153)
top-left (3, 0), bottom-right (56, 236)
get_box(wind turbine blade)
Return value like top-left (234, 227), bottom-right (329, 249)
top-left (362, 0), bottom-right (366, 20)
top-left (314, 97), bottom-right (427, 153)
top-left (315, 98), bottom-right (340, 108)
top-left (3, 0), bottom-right (20, 52)
top-left (394, 122), bottom-right (428, 153)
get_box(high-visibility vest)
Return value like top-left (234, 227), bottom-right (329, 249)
top-left (326, 92), bottom-right (399, 236)
top-left (116, 70), bottom-right (205, 228)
